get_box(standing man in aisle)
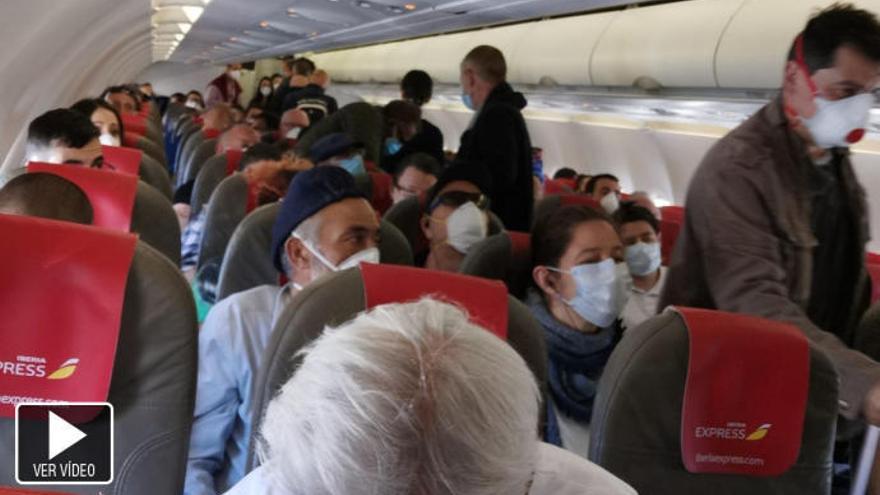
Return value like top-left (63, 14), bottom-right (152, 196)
top-left (661, 5), bottom-right (880, 429)
top-left (456, 45), bottom-right (533, 231)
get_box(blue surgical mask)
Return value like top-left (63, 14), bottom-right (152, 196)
top-left (338, 155), bottom-right (366, 177)
top-left (548, 259), bottom-right (631, 328)
top-left (624, 241), bottom-right (662, 277)
top-left (462, 92), bottom-right (475, 111)
top-left (385, 137), bottom-right (403, 156)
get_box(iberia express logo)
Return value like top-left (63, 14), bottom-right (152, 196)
top-left (695, 422), bottom-right (772, 441)
top-left (745, 423), bottom-right (772, 441)
top-left (47, 358), bottom-right (80, 380)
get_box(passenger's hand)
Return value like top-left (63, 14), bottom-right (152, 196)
top-left (863, 382), bottom-right (880, 425)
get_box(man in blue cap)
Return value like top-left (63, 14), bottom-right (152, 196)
top-left (184, 166), bottom-right (381, 495)
top-left (309, 132), bottom-right (367, 176)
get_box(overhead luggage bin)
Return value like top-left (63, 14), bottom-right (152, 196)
top-left (591, 0), bottom-right (744, 88)
top-left (714, 0), bottom-right (860, 89)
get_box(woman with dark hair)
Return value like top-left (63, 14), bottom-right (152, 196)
top-left (70, 98), bottom-right (125, 147)
top-left (248, 76), bottom-right (274, 110)
top-left (528, 205), bottom-right (630, 458)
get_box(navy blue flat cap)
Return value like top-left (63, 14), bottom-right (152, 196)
top-left (309, 132), bottom-right (364, 163)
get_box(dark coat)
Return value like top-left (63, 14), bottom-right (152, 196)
top-left (456, 82), bottom-right (533, 231)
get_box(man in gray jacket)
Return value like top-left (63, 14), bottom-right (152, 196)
top-left (660, 4), bottom-right (880, 424)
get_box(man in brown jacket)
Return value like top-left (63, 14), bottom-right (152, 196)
top-left (660, 4), bottom-right (880, 425)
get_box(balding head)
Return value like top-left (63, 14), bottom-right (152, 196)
top-left (202, 103), bottom-right (234, 132)
top-left (459, 45), bottom-right (507, 111)
top-left (461, 45), bottom-right (506, 85)
top-left (218, 124), bottom-right (260, 153)
top-left (0, 173), bottom-right (93, 224)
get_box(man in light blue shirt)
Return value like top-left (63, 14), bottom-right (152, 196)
top-left (184, 166), bottom-right (381, 494)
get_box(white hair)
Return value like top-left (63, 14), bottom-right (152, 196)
top-left (281, 213), bottom-right (322, 279)
top-left (257, 298), bottom-right (540, 495)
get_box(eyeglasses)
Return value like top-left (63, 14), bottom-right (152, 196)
top-left (427, 191), bottom-right (488, 213)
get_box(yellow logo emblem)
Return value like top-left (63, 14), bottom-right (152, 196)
top-left (47, 358), bottom-right (79, 380)
top-left (745, 423), bottom-right (772, 441)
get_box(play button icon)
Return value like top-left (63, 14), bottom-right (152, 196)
top-left (48, 411), bottom-right (87, 460)
top-left (15, 402), bottom-right (114, 485)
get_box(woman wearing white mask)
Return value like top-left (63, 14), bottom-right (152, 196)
top-left (205, 63), bottom-right (244, 108)
top-left (248, 76), bottom-right (274, 111)
top-left (421, 190), bottom-right (490, 273)
top-left (615, 203), bottom-right (667, 331)
top-left (185, 90), bottom-right (205, 111)
top-left (70, 98), bottom-right (124, 147)
top-left (528, 205), bottom-right (630, 458)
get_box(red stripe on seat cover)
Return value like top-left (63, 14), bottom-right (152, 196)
top-left (122, 131), bottom-right (143, 148)
top-left (121, 113), bottom-right (148, 135)
top-left (361, 263), bottom-right (508, 339)
top-left (101, 145), bottom-right (143, 176)
top-left (225, 149), bottom-right (244, 176)
top-left (368, 172), bottom-right (393, 216)
top-left (677, 307), bottom-right (809, 476)
top-left (203, 128), bottom-right (222, 140)
top-left (28, 163), bottom-right (138, 232)
top-left (558, 194), bottom-right (601, 210)
top-left (0, 214), bottom-right (135, 418)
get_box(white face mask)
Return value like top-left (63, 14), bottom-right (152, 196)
top-left (295, 233), bottom-right (380, 273)
top-left (273, 82), bottom-right (281, 90)
top-left (801, 93), bottom-right (873, 149)
top-left (260, 86), bottom-right (272, 97)
top-left (99, 133), bottom-right (120, 147)
top-left (624, 241), bottom-right (662, 277)
top-left (185, 99), bottom-right (203, 110)
top-left (229, 69), bottom-right (242, 81)
top-left (600, 192), bottom-right (620, 214)
top-left (549, 259), bottom-right (631, 328)
top-left (442, 202), bottom-right (488, 254)
top-left (286, 127), bottom-right (302, 140)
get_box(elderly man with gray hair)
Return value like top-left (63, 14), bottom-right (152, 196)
top-left (227, 298), bottom-right (635, 494)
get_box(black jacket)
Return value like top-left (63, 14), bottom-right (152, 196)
top-left (380, 118), bottom-right (445, 173)
top-left (456, 82), bottom-right (533, 231)
top-left (282, 84), bottom-right (339, 115)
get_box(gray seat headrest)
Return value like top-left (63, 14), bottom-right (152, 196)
top-left (460, 232), bottom-right (532, 299)
top-left (247, 267), bottom-right (547, 471)
top-left (0, 241), bottom-right (198, 494)
top-left (175, 132), bottom-right (206, 187)
top-left (216, 202), bottom-right (414, 302)
top-left (588, 311), bottom-right (838, 494)
top-left (131, 181), bottom-right (181, 265)
top-left (181, 142), bottom-right (217, 188)
top-left (198, 174), bottom-right (249, 277)
top-left (135, 137), bottom-right (166, 169)
top-left (191, 155), bottom-right (230, 217)
top-left (139, 153), bottom-right (172, 200)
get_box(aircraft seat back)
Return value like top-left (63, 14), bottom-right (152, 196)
top-left (246, 265), bottom-right (547, 471)
top-left (0, 240), bottom-right (197, 494)
top-left (175, 132), bottom-right (207, 185)
top-left (215, 202), bottom-right (414, 301)
top-left (196, 174), bottom-right (249, 279)
top-left (133, 137), bottom-right (167, 169)
top-left (138, 154), bottom-right (173, 200)
top-left (178, 141), bottom-right (216, 188)
top-left (132, 181), bottom-right (181, 265)
top-left (532, 194), bottom-right (601, 229)
top-left (191, 151), bottom-right (242, 217)
top-left (460, 231), bottom-right (533, 299)
top-left (589, 309), bottom-right (837, 494)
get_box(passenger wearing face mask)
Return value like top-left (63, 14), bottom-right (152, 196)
top-left (184, 166), bottom-right (380, 495)
top-left (101, 85), bottom-right (140, 115)
top-left (70, 98), bottom-right (124, 147)
top-left (186, 90), bottom-right (206, 111)
top-left (614, 204), bottom-right (666, 331)
top-left (528, 205), bottom-right (629, 458)
top-left (248, 76), bottom-right (274, 110)
top-left (379, 100), bottom-right (423, 173)
top-left (309, 133), bottom-right (368, 177)
top-left (660, 4), bottom-right (880, 432)
top-left (205, 63), bottom-right (244, 109)
top-left (277, 108), bottom-right (310, 147)
top-left (421, 190), bottom-right (490, 273)
top-left (585, 173), bottom-right (621, 215)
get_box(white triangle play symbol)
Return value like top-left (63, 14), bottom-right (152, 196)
top-left (48, 411), bottom-right (87, 460)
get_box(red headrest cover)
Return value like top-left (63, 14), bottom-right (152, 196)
top-left (660, 219), bottom-right (682, 266)
top-left (101, 145), bottom-right (143, 176)
top-left (0, 215), bottom-right (136, 417)
top-left (543, 179), bottom-right (575, 195)
top-left (661, 205), bottom-right (685, 224)
top-left (122, 131), bottom-right (143, 148)
top-left (867, 262), bottom-right (880, 304)
top-left (120, 113), bottom-right (147, 135)
top-left (368, 172), bottom-right (393, 216)
top-left (224, 149), bottom-right (244, 176)
top-left (27, 163), bottom-right (138, 232)
top-left (677, 307), bottom-right (810, 476)
top-left (559, 194), bottom-right (601, 210)
top-left (203, 128), bottom-right (222, 140)
top-left (361, 264), bottom-right (508, 338)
